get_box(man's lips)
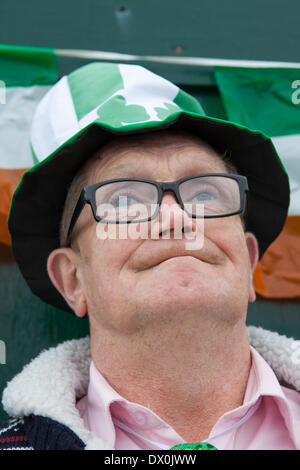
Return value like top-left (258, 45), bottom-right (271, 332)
top-left (128, 239), bottom-right (224, 273)
top-left (150, 255), bottom-right (204, 272)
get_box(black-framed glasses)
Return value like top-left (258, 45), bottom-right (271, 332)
top-left (67, 173), bottom-right (248, 241)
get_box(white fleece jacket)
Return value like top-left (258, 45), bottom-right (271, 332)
top-left (2, 326), bottom-right (300, 450)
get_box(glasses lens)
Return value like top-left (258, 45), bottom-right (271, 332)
top-left (179, 176), bottom-right (241, 217)
top-left (95, 181), bottom-right (159, 222)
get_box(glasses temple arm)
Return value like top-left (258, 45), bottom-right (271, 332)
top-left (66, 191), bottom-right (86, 242)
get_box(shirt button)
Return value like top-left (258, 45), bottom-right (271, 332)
top-left (133, 410), bottom-right (148, 426)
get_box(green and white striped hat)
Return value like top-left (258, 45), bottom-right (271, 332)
top-left (8, 62), bottom-right (289, 313)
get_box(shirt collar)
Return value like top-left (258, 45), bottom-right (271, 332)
top-left (84, 361), bottom-right (183, 449)
top-left (84, 347), bottom-right (300, 449)
top-left (249, 346), bottom-right (300, 448)
top-left (245, 346), bottom-right (287, 402)
top-left (83, 360), bottom-right (119, 448)
top-left (206, 346), bottom-right (299, 447)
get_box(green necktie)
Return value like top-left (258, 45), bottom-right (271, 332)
top-left (170, 442), bottom-right (217, 450)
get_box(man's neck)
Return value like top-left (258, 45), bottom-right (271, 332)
top-left (90, 317), bottom-right (251, 442)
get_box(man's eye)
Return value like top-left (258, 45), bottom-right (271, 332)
top-left (111, 195), bottom-right (138, 207)
top-left (194, 191), bottom-right (215, 201)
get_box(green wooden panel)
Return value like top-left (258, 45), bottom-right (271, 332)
top-left (1, 0), bottom-right (300, 86)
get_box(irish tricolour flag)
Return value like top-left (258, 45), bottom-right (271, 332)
top-left (0, 44), bottom-right (57, 245)
top-left (216, 67), bottom-right (300, 299)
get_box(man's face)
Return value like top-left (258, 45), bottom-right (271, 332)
top-left (49, 131), bottom-right (258, 334)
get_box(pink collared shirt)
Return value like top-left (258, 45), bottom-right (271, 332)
top-left (76, 347), bottom-right (300, 450)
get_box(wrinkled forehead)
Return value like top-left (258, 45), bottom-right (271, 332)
top-left (85, 130), bottom-right (228, 184)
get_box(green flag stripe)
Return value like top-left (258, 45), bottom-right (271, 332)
top-left (0, 44), bottom-right (58, 87)
top-left (215, 67), bottom-right (300, 137)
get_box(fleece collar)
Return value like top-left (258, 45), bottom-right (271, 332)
top-left (2, 326), bottom-right (300, 450)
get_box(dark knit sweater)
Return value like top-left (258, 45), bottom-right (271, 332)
top-left (0, 415), bottom-right (85, 450)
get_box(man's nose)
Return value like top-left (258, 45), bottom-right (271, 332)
top-left (154, 191), bottom-right (197, 238)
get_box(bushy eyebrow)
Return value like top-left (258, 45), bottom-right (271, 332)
top-left (93, 169), bottom-right (143, 183)
top-left (92, 160), bottom-right (228, 183)
top-left (92, 161), bottom-right (153, 182)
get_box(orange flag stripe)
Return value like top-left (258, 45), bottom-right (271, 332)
top-left (0, 168), bottom-right (28, 246)
top-left (254, 216), bottom-right (300, 298)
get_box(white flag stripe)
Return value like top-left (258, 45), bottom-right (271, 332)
top-left (0, 86), bottom-right (51, 169)
top-left (272, 135), bottom-right (300, 215)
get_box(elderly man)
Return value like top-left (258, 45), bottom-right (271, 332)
top-left (1, 62), bottom-right (299, 451)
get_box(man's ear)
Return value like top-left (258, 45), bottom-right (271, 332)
top-left (47, 248), bottom-right (87, 317)
top-left (245, 232), bottom-right (259, 303)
